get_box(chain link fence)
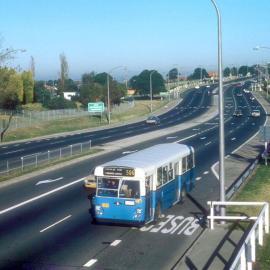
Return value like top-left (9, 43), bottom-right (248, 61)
top-left (0, 140), bottom-right (92, 176)
top-left (0, 101), bottom-right (136, 132)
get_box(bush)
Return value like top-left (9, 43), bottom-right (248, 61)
top-left (47, 96), bottom-right (77, 109)
top-left (21, 103), bottom-right (44, 111)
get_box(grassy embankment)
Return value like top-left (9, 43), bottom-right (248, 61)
top-left (1, 99), bottom-right (169, 142)
top-left (230, 164), bottom-right (270, 269)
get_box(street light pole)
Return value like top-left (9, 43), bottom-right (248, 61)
top-left (211, 0), bottom-right (226, 219)
top-left (107, 66), bottom-right (124, 124)
top-left (149, 70), bottom-right (156, 113)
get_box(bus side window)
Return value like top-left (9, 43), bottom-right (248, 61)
top-left (182, 157), bottom-right (187, 173)
top-left (162, 165), bottom-right (168, 184)
top-left (187, 154), bottom-right (193, 170)
top-left (157, 167), bottom-right (162, 187)
top-left (174, 162), bottom-right (179, 176)
top-left (168, 163), bottom-right (173, 181)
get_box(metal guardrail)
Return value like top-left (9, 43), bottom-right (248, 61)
top-left (207, 201), bottom-right (269, 270)
top-left (0, 140), bottom-right (92, 175)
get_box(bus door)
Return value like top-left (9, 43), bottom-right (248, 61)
top-left (145, 176), bottom-right (153, 221)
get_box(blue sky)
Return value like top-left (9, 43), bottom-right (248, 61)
top-left (0, 0), bottom-right (270, 80)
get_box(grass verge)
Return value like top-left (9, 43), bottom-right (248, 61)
top-left (2, 99), bottom-right (170, 142)
top-left (0, 148), bottom-right (103, 183)
top-left (229, 164), bottom-right (270, 269)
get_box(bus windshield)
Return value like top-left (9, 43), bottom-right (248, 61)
top-left (119, 180), bottom-right (140, 199)
top-left (97, 177), bottom-right (120, 197)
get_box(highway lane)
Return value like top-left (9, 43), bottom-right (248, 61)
top-left (0, 82), bottom-right (266, 269)
top-left (0, 86), bottom-right (214, 163)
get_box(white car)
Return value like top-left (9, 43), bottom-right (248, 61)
top-left (251, 110), bottom-right (260, 117)
top-left (243, 89), bottom-right (250, 93)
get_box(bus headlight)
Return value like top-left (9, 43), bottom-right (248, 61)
top-left (95, 205), bottom-right (103, 215)
top-left (134, 208), bottom-right (143, 219)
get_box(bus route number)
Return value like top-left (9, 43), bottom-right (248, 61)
top-left (103, 167), bottom-right (135, 177)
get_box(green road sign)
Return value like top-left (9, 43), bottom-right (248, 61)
top-left (88, 102), bottom-right (105, 113)
top-left (160, 92), bottom-right (169, 97)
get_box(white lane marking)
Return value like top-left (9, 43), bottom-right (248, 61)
top-left (36, 177), bottom-right (64, 186)
top-left (84, 259), bottom-right (98, 268)
top-left (110, 240), bottom-right (122, 246)
top-left (203, 171), bottom-right (209, 175)
top-left (166, 136), bottom-right (177, 139)
top-left (40, 215), bottom-right (71, 233)
top-left (192, 128), bottom-right (200, 131)
top-left (0, 177), bottom-right (85, 215)
top-left (231, 137), bottom-right (236, 141)
top-left (101, 136), bottom-right (111, 139)
top-left (195, 177), bottom-right (202, 181)
top-left (122, 150), bottom-right (138, 155)
top-left (176, 133), bottom-right (197, 143)
top-left (50, 140), bottom-right (65, 145)
top-left (1, 146), bottom-right (8, 149)
top-left (200, 137), bottom-right (207, 140)
top-left (211, 162), bottom-right (219, 180)
top-left (4, 149), bottom-right (24, 155)
top-left (205, 141), bottom-right (211, 146)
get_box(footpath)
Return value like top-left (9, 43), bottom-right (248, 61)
top-left (175, 91), bottom-right (270, 270)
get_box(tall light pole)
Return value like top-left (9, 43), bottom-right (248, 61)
top-left (149, 70), bottom-right (156, 113)
top-left (211, 0), bottom-right (226, 219)
top-left (107, 66), bottom-right (124, 124)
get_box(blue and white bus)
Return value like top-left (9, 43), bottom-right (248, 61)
top-left (90, 143), bottom-right (195, 225)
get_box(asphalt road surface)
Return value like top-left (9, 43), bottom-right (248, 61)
top-left (0, 81), bottom-right (266, 269)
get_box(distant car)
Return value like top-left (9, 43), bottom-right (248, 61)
top-left (243, 89), bottom-right (250, 93)
top-left (206, 85), bottom-right (210, 88)
top-left (84, 169), bottom-right (96, 190)
top-left (145, 115), bottom-right (160, 125)
top-left (251, 110), bottom-right (260, 117)
top-left (250, 96), bottom-right (255, 101)
top-left (233, 110), bottom-right (243, 117)
top-left (195, 85), bottom-right (200, 89)
top-left (236, 93), bottom-right (243, 97)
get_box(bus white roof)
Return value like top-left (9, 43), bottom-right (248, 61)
top-left (97, 143), bottom-right (193, 172)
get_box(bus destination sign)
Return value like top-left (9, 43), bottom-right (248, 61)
top-left (103, 167), bottom-right (135, 177)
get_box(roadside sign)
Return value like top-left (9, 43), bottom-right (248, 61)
top-left (160, 92), bottom-right (169, 97)
top-left (88, 102), bottom-right (105, 113)
top-left (259, 126), bottom-right (270, 141)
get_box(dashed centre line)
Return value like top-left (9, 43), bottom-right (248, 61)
top-left (110, 240), bottom-right (122, 246)
top-left (40, 215), bottom-right (71, 233)
top-left (84, 259), bottom-right (98, 268)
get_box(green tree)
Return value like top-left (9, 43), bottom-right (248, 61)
top-left (188, 68), bottom-right (209, 80)
top-left (0, 68), bottom-right (23, 109)
top-left (231, 67), bottom-right (238, 76)
top-left (238, 66), bottom-right (249, 76)
top-left (59, 53), bottom-right (69, 94)
top-left (94, 72), bottom-right (109, 85)
top-left (223, 67), bottom-right (231, 77)
top-left (129, 70), bottom-right (165, 96)
top-left (168, 68), bottom-right (178, 80)
top-left (33, 81), bottom-right (51, 106)
top-left (79, 73), bottom-right (105, 106)
top-left (21, 71), bottom-right (34, 104)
